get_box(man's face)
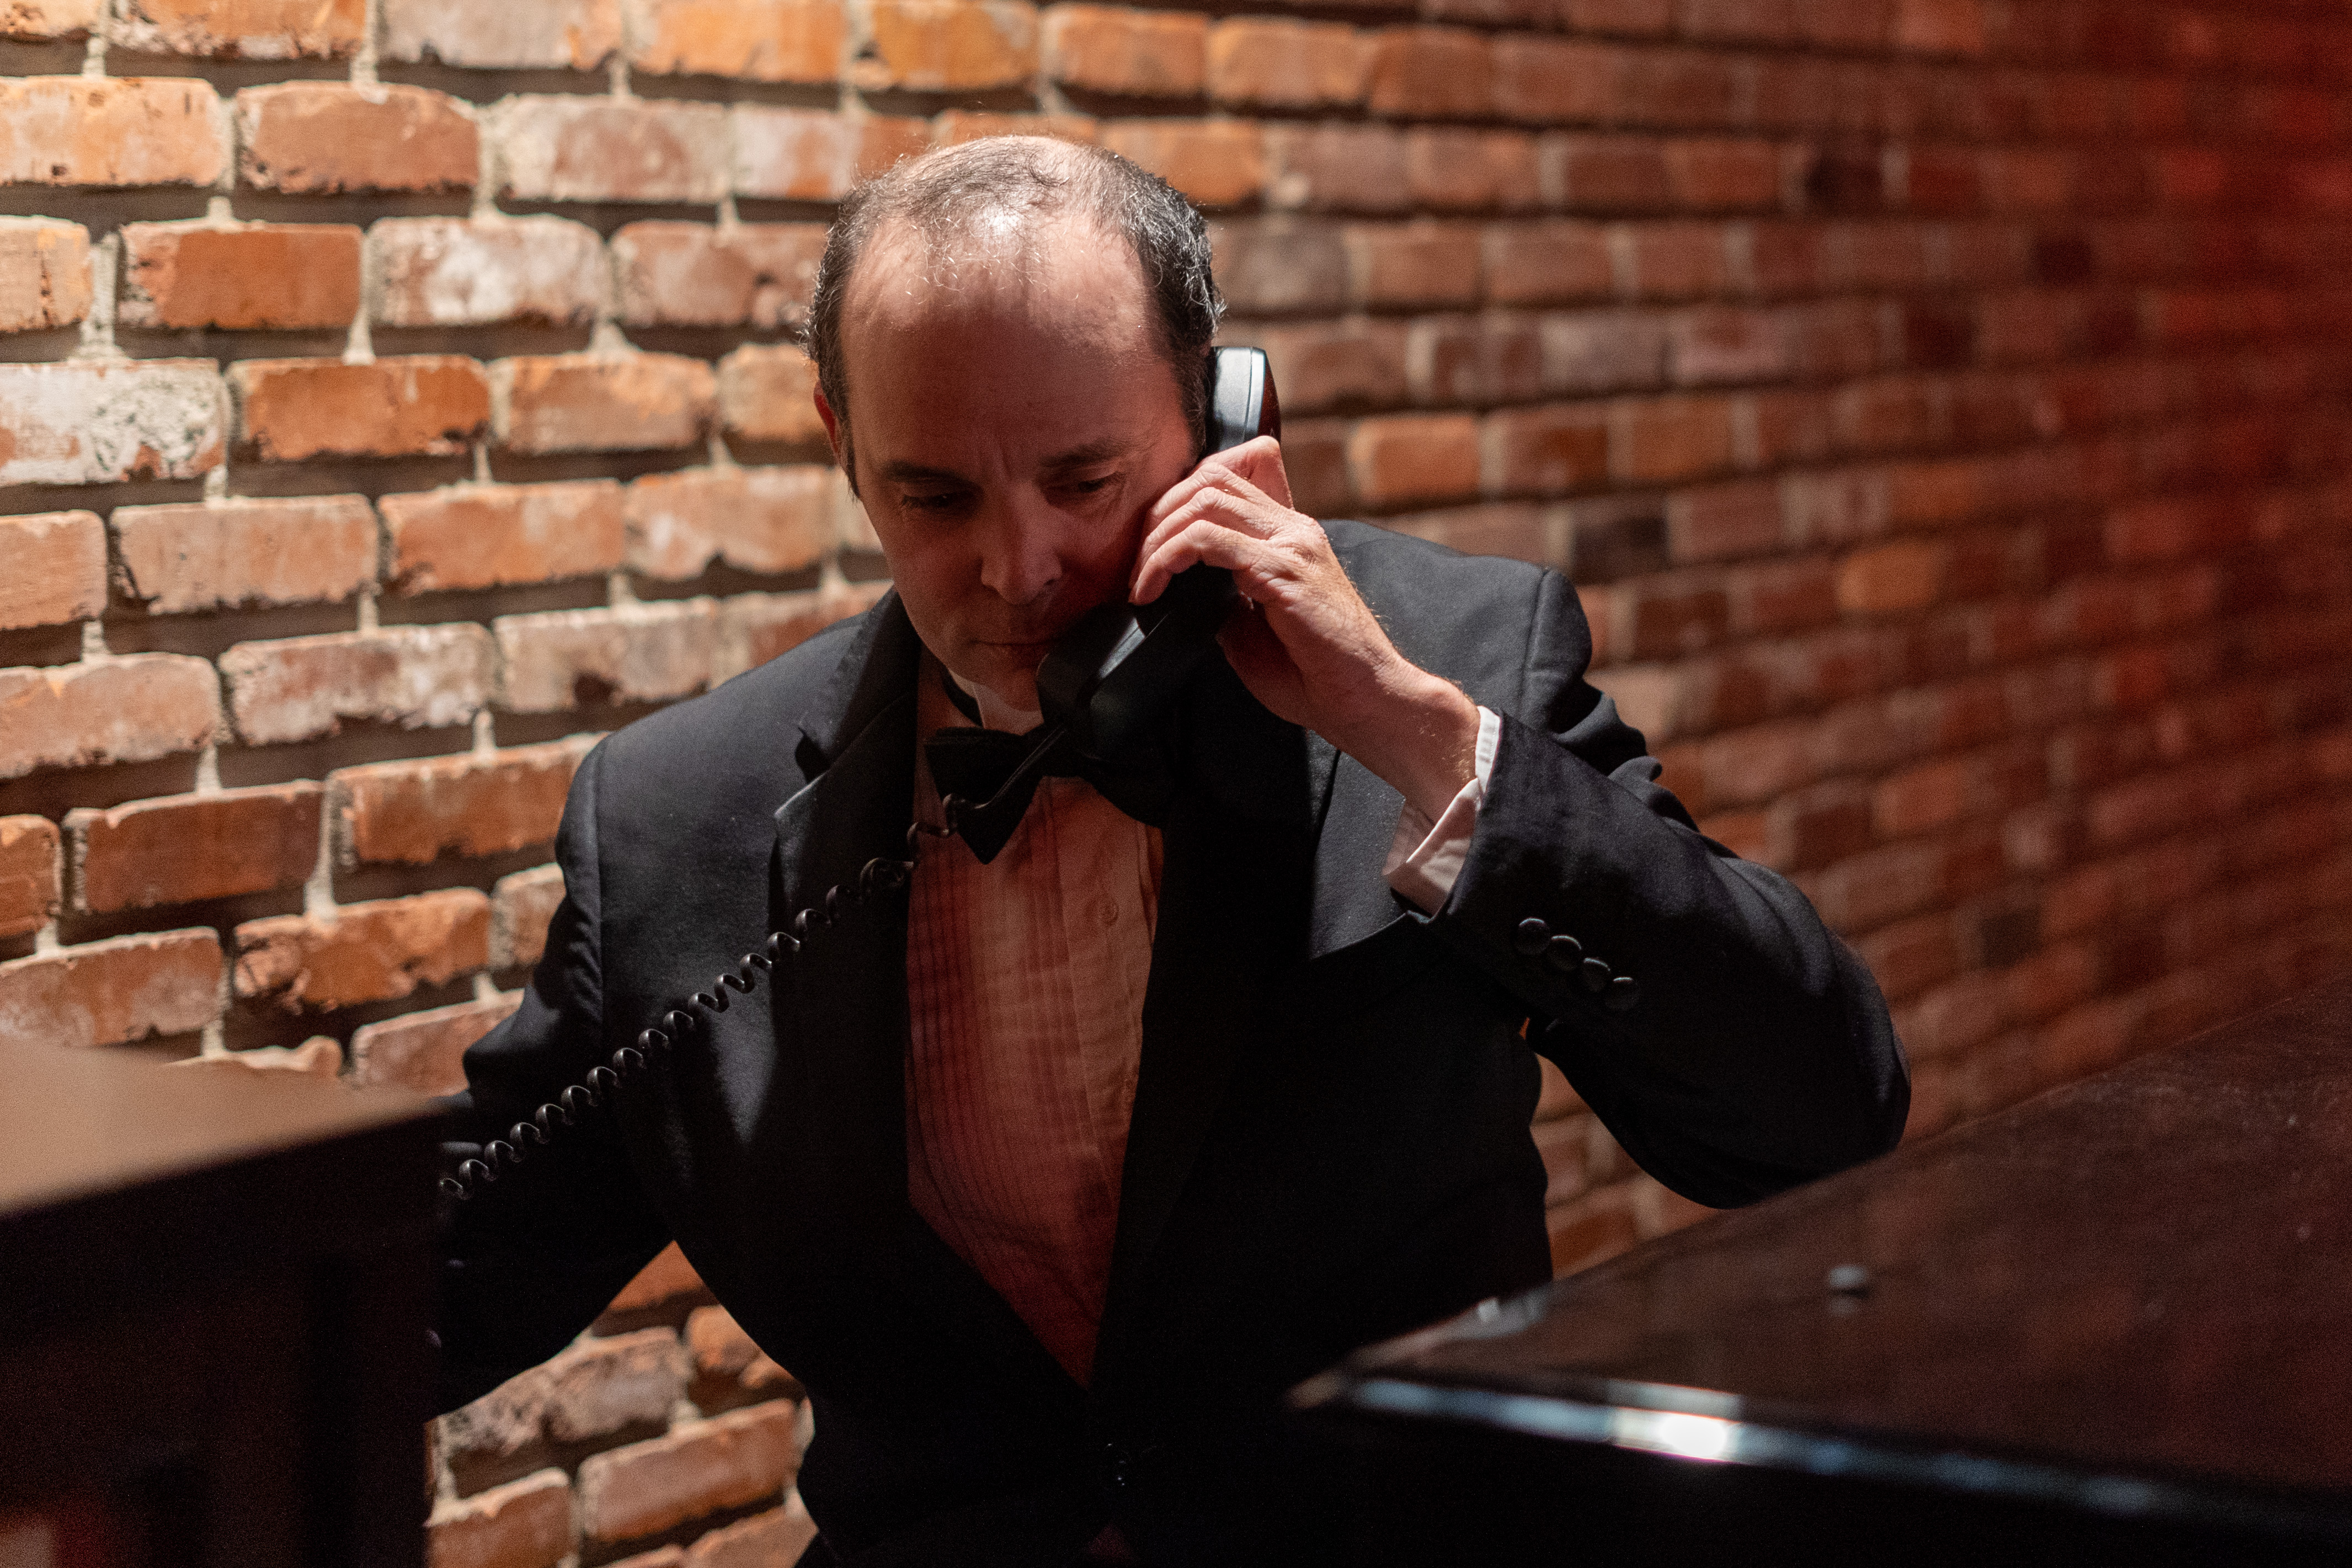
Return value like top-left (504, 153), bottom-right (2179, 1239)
top-left (818, 215), bottom-right (1196, 712)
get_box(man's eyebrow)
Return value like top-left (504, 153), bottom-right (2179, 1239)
top-left (1038, 438), bottom-right (1130, 471)
top-left (877, 460), bottom-right (972, 485)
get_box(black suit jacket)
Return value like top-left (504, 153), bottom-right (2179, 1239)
top-left (436, 521), bottom-right (1907, 1565)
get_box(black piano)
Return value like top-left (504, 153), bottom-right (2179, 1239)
top-left (1290, 974), bottom-right (2352, 1564)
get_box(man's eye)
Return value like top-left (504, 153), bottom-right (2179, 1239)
top-left (901, 490), bottom-right (969, 513)
top-left (1055, 474), bottom-right (1119, 499)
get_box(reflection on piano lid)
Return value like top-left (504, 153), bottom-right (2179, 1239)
top-left (1287, 973), bottom-right (2352, 1565)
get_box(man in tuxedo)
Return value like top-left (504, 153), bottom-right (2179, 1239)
top-left (436, 137), bottom-right (1907, 1566)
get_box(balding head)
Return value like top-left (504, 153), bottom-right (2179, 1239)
top-left (803, 137), bottom-right (1223, 482)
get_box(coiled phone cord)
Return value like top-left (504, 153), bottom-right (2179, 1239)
top-left (438, 750), bottom-right (1055, 1202)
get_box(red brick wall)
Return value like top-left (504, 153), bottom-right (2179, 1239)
top-left (7, 0), bottom-right (2352, 1558)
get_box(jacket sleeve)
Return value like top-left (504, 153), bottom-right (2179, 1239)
top-left (432, 739), bottom-right (673, 1414)
top-left (1421, 570), bottom-right (1910, 1208)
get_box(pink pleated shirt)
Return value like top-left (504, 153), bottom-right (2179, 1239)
top-left (904, 655), bottom-right (1497, 1385)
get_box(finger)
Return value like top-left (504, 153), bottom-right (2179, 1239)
top-left (1137, 515), bottom-right (1319, 615)
top-left (1132, 487), bottom-right (1280, 601)
top-left (1146, 438), bottom-right (1284, 526)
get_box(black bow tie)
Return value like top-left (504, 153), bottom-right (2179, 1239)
top-left (924, 721), bottom-right (1175, 863)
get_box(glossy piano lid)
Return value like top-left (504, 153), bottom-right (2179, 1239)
top-left (1296, 971), bottom-right (2352, 1522)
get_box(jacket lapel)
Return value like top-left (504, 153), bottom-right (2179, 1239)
top-left (1095, 665), bottom-right (1320, 1380)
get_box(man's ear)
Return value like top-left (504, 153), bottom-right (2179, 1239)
top-left (813, 383), bottom-right (855, 494)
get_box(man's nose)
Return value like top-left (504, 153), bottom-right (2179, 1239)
top-left (975, 492), bottom-right (1064, 607)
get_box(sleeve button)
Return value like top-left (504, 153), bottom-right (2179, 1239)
top-left (1579, 956), bottom-right (1612, 994)
top-left (1513, 918), bottom-right (1551, 957)
top-left (1544, 934), bottom-right (1583, 972)
top-left (1605, 975), bottom-right (1640, 1012)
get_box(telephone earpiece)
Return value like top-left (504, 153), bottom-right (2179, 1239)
top-left (1033, 347), bottom-right (1282, 762)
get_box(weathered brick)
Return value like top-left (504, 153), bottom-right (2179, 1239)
top-left (118, 221), bottom-right (359, 331)
top-left (576, 1402), bottom-right (801, 1544)
top-left (442, 1328), bottom-right (689, 1490)
top-left (496, 601), bottom-right (721, 713)
top-left (1206, 18), bottom-right (1362, 109)
top-left (382, 0), bottom-right (620, 67)
top-left (1380, 502), bottom-right (1548, 566)
top-left (612, 222), bottom-right (827, 330)
top-left (1666, 479), bottom-right (1783, 562)
top-left (373, 217), bottom-right (602, 329)
top-left (0, 360), bottom-right (223, 486)
top-left (218, 625), bottom-right (494, 745)
top-left (1892, 0), bottom-right (1983, 56)
top-left (425, 1469), bottom-right (572, 1568)
top-left (0, 817), bottom-right (60, 940)
top-left (730, 108), bottom-right (927, 200)
top-left (350, 990), bottom-right (517, 1094)
top-left (1838, 538), bottom-right (1946, 614)
top-left (858, 0), bottom-right (1037, 90)
top-left (1492, 36), bottom-right (1614, 125)
top-left (686, 1306), bottom-right (795, 1403)
top-left (333, 738), bottom-right (591, 868)
top-left (682, 1500), bottom-right (817, 1568)
top-left (1097, 120), bottom-right (1263, 209)
top-left (380, 481), bottom-right (625, 593)
top-left (1042, 5), bottom-right (1204, 98)
top-left (1665, 138), bottom-right (1782, 211)
top-left (1209, 220), bottom-right (1348, 314)
top-left (491, 863), bottom-right (564, 970)
top-left (0, 511), bottom-right (104, 631)
top-left (1483, 221), bottom-right (1613, 306)
top-left (628, 0), bottom-right (844, 81)
top-left (233, 888), bottom-right (489, 1011)
top-left (491, 354), bottom-right (716, 456)
top-left (1345, 222), bottom-right (1480, 309)
top-left (0, 929), bottom-right (221, 1047)
top-left (605, 1243), bottom-right (707, 1315)
top-left (499, 97), bottom-right (728, 204)
top-left (231, 356), bottom-right (487, 463)
top-left (1669, 306), bottom-right (1788, 386)
top-left (1251, 321), bottom-right (1408, 414)
top-left (1406, 129), bottom-right (1540, 214)
top-left (723, 583), bottom-right (877, 673)
top-left (1484, 404), bottom-right (1609, 498)
top-left (0, 218), bottom-right (90, 332)
top-left (1407, 313), bottom-right (1541, 406)
top-left (1613, 394), bottom-right (1736, 483)
top-left (1347, 413), bottom-right (1479, 509)
top-left (1545, 136), bottom-right (1670, 211)
top-left (0, 656), bottom-right (221, 780)
top-left (113, 495), bottom-right (374, 615)
top-left (1363, 27), bottom-right (1491, 120)
top-left (930, 110), bottom-right (1095, 146)
top-left (113, 0), bottom-right (363, 58)
top-left (624, 466), bottom-right (832, 580)
top-left (67, 782), bottom-right (321, 913)
top-left (236, 83), bottom-right (478, 195)
top-left (0, 77), bottom-right (225, 188)
top-left (1262, 125), bottom-right (1408, 215)
top-left (0, 0), bottom-right (102, 40)
top-left (717, 343), bottom-right (825, 444)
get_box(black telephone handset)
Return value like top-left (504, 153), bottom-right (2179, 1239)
top-left (1036, 344), bottom-right (1281, 759)
top-left (441, 348), bottom-right (1282, 1203)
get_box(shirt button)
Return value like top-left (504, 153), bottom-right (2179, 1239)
top-left (1579, 956), bottom-right (1612, 994)
top-left (1544, 934), bottom-right (1583, 972)
top-left (1513, 918), bottom-right (1551, 956)
top-left (1606, 975), bottom-right (1641, 1012)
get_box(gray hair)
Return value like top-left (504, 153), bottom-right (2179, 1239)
top-left (802, 137), bottom-right (1224, 487)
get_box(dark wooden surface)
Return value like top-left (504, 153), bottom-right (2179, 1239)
top-left (0, 1036), bottom-right (443, 1568)
top-left (1289, 970), bottom-right (2352, 1562)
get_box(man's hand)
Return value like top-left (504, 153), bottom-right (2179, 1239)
top-left (1131, 436), bottom-right (1481, 820)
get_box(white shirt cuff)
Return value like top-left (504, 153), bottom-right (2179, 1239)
top-left (1381, 705), bottom-right (1501, 915)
